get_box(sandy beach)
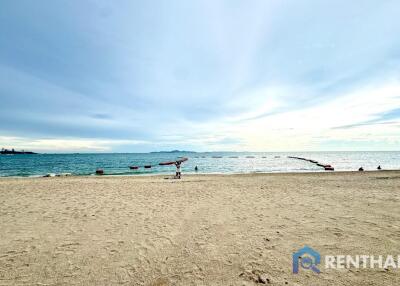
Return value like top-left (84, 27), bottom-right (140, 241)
top-left (1, 171), bottom-right (400, 285)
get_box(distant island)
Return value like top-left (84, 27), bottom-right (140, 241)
top-left (150, 150), bottom-right (196, 154)
top-left (1, 148), bottom-right (37, 155)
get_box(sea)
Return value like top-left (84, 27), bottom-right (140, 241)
top-left (0, 151), bottom-right (398, 177)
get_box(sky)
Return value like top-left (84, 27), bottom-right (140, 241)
top-left (0, 0), bottom-right (400, 152)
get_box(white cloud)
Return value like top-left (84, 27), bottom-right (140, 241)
top-left (210, 81), bottom-right (400, 151)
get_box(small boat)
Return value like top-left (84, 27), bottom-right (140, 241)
top-left (177, 157), bottom-right (188, 163)
top-left (96, 169), bottom-right (104, 175)
top-left (144, 165), bottom-right (152, 169)
top-left (159, 161), bottom-right (175, 166)
top-left (129, 166), bottom-right (139, 170)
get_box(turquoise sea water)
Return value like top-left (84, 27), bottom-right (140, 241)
top-left (0, 152), bottom-right (399, 177)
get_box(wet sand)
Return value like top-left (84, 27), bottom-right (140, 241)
top-left (1, 171), bottom-right (400, 285)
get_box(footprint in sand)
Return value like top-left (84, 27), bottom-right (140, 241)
top-left (55, 242), bottom-right (80, 255)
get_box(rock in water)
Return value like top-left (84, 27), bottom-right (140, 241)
top-left (43, 173), bottom-right (56, 177)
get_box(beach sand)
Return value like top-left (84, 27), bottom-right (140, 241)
top-left (1, 171), bottom-right (400, 285)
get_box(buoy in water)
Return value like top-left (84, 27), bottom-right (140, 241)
top-left (56, 173), bottom-right (72, 177)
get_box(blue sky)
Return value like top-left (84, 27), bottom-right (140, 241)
top-left (1, 0), bottom-right (400, 152)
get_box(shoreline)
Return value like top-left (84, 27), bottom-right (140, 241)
top-left (1, 168), bottom-right (399, 179)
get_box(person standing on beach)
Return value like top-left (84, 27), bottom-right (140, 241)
top-left (175, 161), bottom-right (182, 179)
